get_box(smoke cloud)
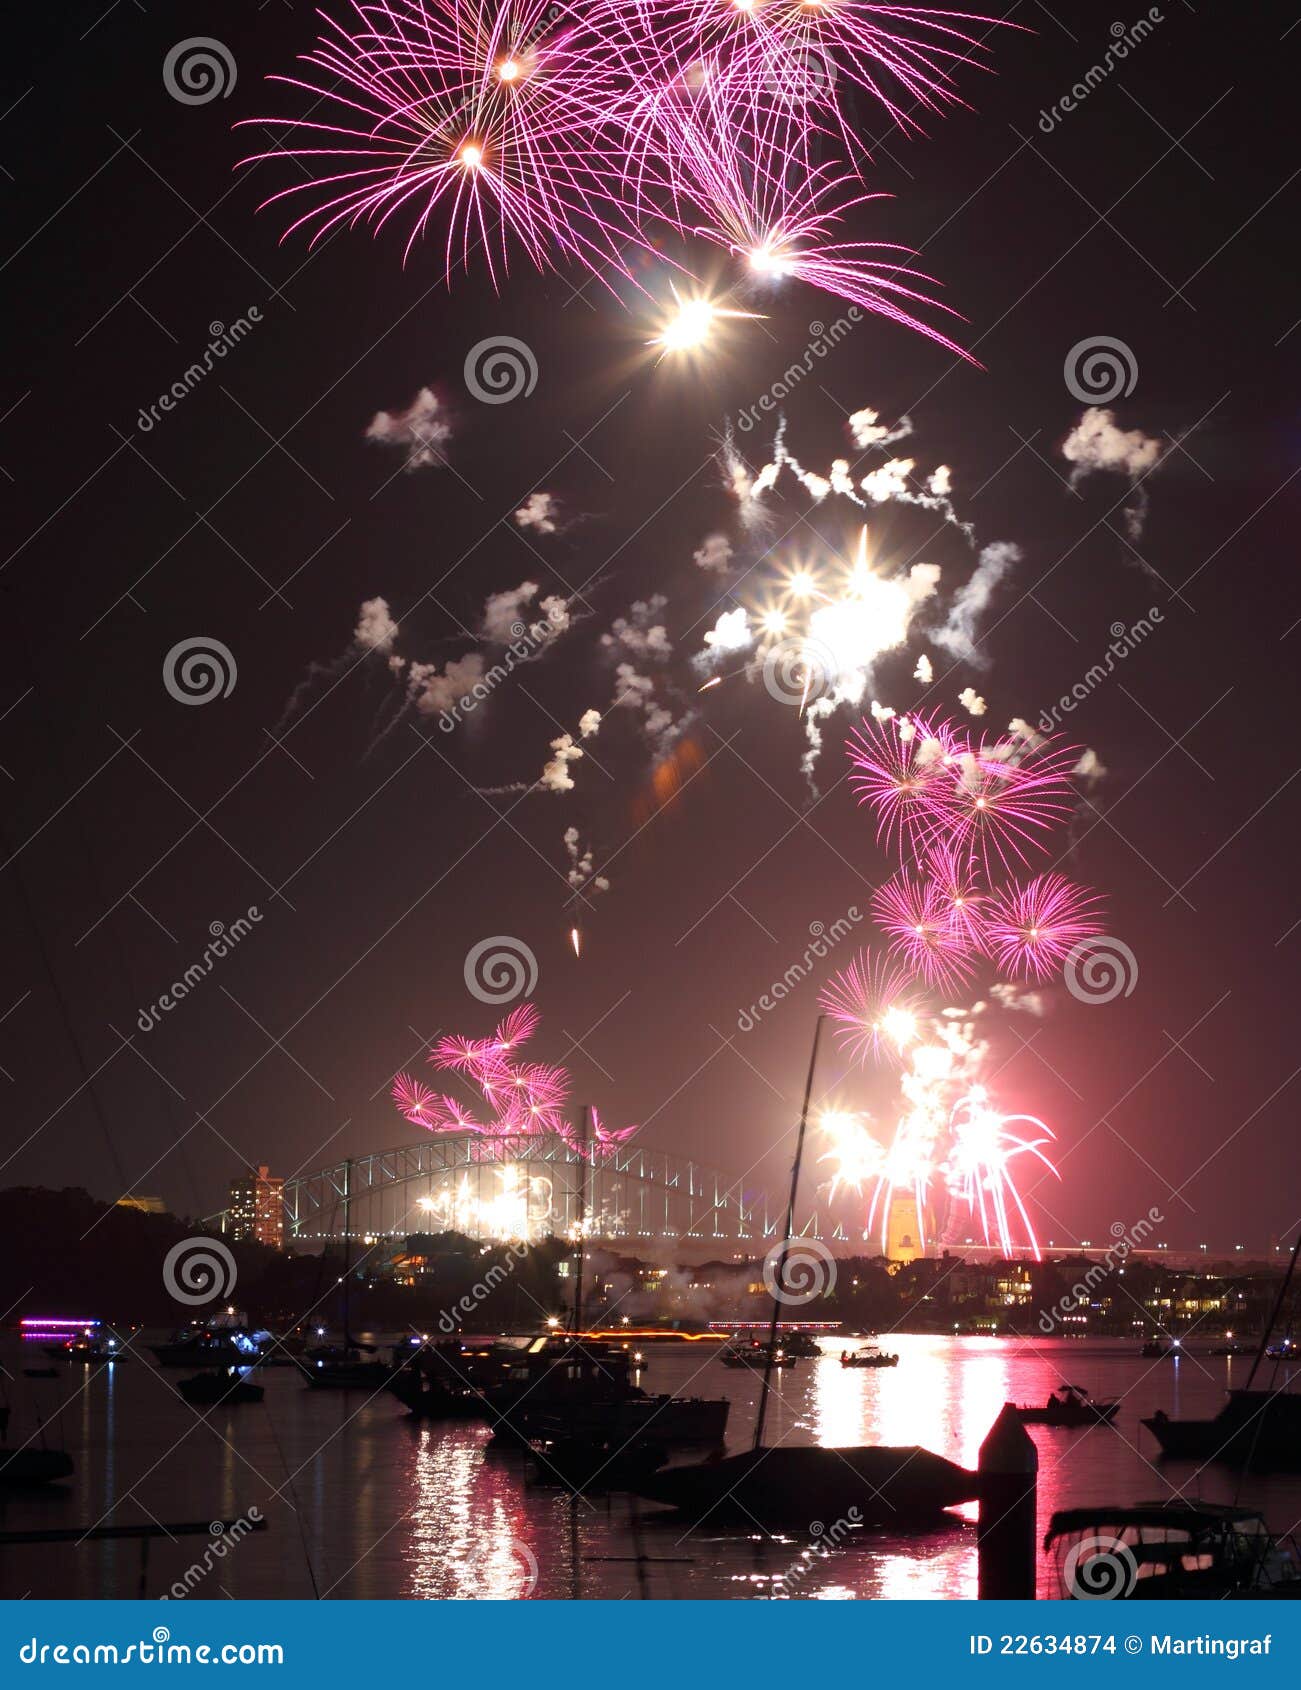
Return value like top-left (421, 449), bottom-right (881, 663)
top-left (365, 387), bottom-right (451, 471)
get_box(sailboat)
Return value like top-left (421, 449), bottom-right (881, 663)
top-left (629, 1016), bottom-right (979, 1527)
top-left (305, 1162), bottom-right (394, 1391)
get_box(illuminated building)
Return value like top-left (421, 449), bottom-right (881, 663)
top-left (886, 1195), bottom-right (929, 1264)
top-left (226, 1165), bottom-right (285, 1248)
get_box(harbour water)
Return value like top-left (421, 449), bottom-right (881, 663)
top-left (3, 1335), bottom-right (1298, 1600)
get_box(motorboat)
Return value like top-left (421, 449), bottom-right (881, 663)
top-left (1015, 1384), bottom-right (1118, 1427)
top-left (177, 1370), bottom-right (264, 1407)
top-left (839, 1348), bottom-right (899, 1369)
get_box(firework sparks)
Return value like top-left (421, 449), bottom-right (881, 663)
top-left (872, 871), bottom-right (981, 991)
top-left (818, 949), bottom-right (920, 1066)
top-left (395, 1005), bottom-right (637, 1161)
top-left (946, 1086), bottom-right (1058, 1258)
top-left (816, 950), bottom-right (1059, 1256)
top-left (981, 872), bottom-right (1104, 981)
top-left (649, 284), bottom-right (764, 355)
top-left (846, 710), bottom-right (957, 858)
top-left (241, 0), bottom-right (999, 337)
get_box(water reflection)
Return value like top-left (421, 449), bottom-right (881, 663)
top-left (7, 1335), bottom-right (1301, 1600)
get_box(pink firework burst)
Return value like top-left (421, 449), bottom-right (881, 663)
top-left (982, 872), bottom-right (1104, 982)
top-left (741, 1), bottom-right (1005, 135)
top-left (238, 0), bottom-right (649, 288)
top-left (397, 1004), bottom-right (636, 1147)
top-left (872, 870), bottom-right (980, 992)
top-left (818, 948), bottom-right (922, 1066)
top-left (923, 839), bottom-right (986, 946)
top-left (939, 730), bottom-right (1082, 874)
top-left (847, 712), bottom-right (963, 863)
top-left (391, 1071), bottom-right (439, 1126)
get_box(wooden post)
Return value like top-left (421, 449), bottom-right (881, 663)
top-left (978, 1403), bottom-right (1038, 1600)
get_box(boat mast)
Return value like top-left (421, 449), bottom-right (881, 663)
top-left (1246, 1224), bottom-right (1301, 1390)
top-left (754, 1015), bottom-right (825, 1451)
top-left (571, 1106), bottom-right (590, 1335)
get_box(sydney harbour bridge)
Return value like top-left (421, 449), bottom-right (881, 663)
top-left (215, 1130), bottom-right (841, 1249)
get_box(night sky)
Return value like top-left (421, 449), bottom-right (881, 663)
top-left (3, 2), bottom-right (1297, 1248)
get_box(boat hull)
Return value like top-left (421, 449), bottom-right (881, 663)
top-left (0, 1449), bottom-right (74, 1486)
top-left (631, 1444), bottom-right (978, 1526)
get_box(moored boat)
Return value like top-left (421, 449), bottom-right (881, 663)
top-left (1143, 1389), bottom-right (1301, 1469)
top-left (177, 1370), bottom-right (264, 1407)
top-left (719, 1341), bottom-right (800, 1370)
top-left (1016, 1384), bottom-right (1118, 1427)
top-left (0, 1447), bottom-right (74, 1487)
top-left (630, 1444), bottom-right (979, 1527)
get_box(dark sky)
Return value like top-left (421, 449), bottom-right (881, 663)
top-left (2, 2), bottom-right (1297, 1249)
